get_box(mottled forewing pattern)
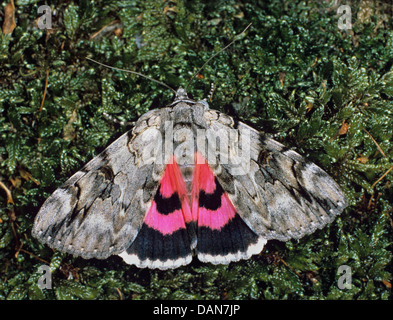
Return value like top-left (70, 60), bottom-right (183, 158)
top-left (32, 109), bottom-right (165, 259)
top-left (202, 109), bottom-right (347, 242)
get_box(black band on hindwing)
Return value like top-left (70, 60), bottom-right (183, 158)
top-left (198, 177), bottom-right (224, 211)
top-left (154, 184), bottom-right (182, 215)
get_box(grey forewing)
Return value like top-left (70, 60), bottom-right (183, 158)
top-left (201, 109), bottom-right (347, 242)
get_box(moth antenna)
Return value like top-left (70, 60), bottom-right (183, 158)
top-left (86, 57), bottom-right (177, 94)
top-left (185, 23), bottom-right (252, 92)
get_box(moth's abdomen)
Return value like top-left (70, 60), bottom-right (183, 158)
top-left (178, 162), bottom-right (195, 199)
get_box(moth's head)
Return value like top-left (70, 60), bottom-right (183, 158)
top-left (169, 87), bottom-right (196, 106)
top-left (175, 87), bottom-right (188, 101)
top-left (169, 87), bottom-right (210, 110)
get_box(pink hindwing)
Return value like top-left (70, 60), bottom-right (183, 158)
top-left (192, 153), bottom-right (266, 264)
top-left (118, 157), bottom-right (196, 269)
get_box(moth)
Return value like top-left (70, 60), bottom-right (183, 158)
top-left (32, 27), bottom-right (347, 270)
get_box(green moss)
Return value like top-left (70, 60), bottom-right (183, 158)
top-left (0, 0), bottom-right (392, 300)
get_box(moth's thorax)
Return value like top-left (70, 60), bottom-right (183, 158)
top-left (171, 101), bottom-right (207, 126)
top-left (169, 101), bottom-right (209, 196)
top-left (126, 98), bottom-right (210, 197)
